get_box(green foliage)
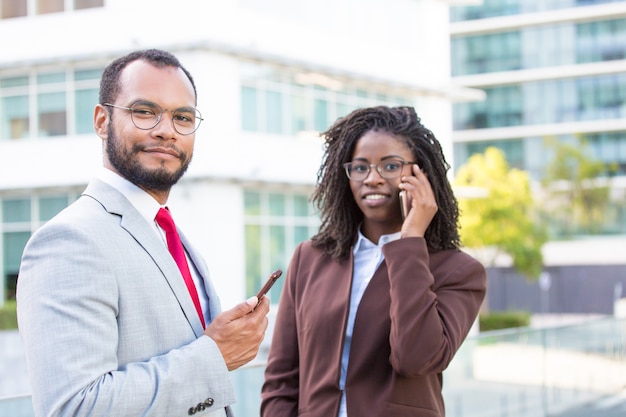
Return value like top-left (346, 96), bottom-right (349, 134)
top-left (454, 147), bottom-right (547, 279)
top-left (541, 135), bottom-right (617, 236)
top-left (479, 310), bottom-right (531, 331)
top-left (0, 300), bottom-right (18, 330)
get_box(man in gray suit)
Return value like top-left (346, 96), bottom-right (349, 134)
top-left (16, 49), bottom-right (270, 417)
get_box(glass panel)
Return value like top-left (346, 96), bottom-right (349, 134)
top-left (244, 191), bottom-right (320, 307)
top-left (75, 89), bottom-right (98, 134)
top-left (244, 191), bottom-right (261, 216)
top-left (294, 225), bottom-right (309, 246)
top-left (37, 72), bottom-right (65, 84)
top-left (266, 90), bottom-right (283, 134)
top-left (241, 87), bottom-right (258, 131)
top-left (232, 317), bottom-right (626, 416)
top-left (290, 93), bottom-right (306, 134)
top-left (39, 195), bottom-right (69, 221)
top-left (245, 224), bottom-right (261, 297)
top-left (74, 68), bottom-right (102, 81)
top-left (313, 99), bottom-right (328, 132)
top-left (2, 198), bottom-right (30, 223)
top-left (268, 193), bottom-right (285, 216)
top-left (239, 63), bottom-right (410, 135)
top-left (336, 101), bottom-right (351, 120)
top-left (1, 95), bottom-right (29, 139)
top-left (577, 18), bottom-right (626, 63)
top-left (37, 0), bottom-right (63, 14)
top-left (268, 225), bottom-right (285, 303)
top-left (74, 0), bottom-right (104, 9)
top-left (1, 0), bottom-right (27, 18)
top-left (0, 76), bottom-right (28, 88)
top-left (38, 91), bottom-right (67, 136)
top-left (293, 195), bottom-right (309, 217)
top-left (4, 231), bottom-right (30, 276)
top-left (4, 231), bottom-right (30, 300)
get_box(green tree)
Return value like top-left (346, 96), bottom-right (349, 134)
top-left (541, 135), bottom-right (616, 236)
top-left (455, 147), bottom-right (547, 279)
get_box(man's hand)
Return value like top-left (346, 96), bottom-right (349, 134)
top-left (204, 296), bottom-right (270, 371)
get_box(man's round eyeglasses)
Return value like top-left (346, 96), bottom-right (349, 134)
top-left (343, 159), bottom-right (416, 181)
top-left (103, 100), bottom-right (203, 135)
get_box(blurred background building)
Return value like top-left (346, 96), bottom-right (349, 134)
top-left (0, 0), bottom-right (480, 311)
top-left (1, 0), bottom-right (624, 316)
top-left (450, 0), bottom-right (626, 314)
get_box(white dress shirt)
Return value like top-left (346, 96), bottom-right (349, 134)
top-left (338, 229), bottom-right (401, 417)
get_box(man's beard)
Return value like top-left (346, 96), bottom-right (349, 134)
top-left (106, 126), bottom-right (191, 192)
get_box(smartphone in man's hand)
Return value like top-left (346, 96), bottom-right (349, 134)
top-left (255, 269), bottom-right (282, 306)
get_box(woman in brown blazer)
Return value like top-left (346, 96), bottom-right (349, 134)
top-left (261, 106), bottom-right (487, 417)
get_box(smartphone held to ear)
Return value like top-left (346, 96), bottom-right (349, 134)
top-left (400, 190), bottom-right (411, 220)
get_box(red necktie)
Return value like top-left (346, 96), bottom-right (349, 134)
top-left (155, 207), bottom-right (205, 328)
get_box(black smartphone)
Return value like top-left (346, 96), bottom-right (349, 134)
top-left (399, 190), bottom-right (411, 220)
top-left (256, 269), bottom-right (283, 300)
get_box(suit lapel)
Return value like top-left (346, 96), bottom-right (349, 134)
top-left (178, 231), bottom-right (222, 322)
top-left (83, 179), bottom-right (206, 337)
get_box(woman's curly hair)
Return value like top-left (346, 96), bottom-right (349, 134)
top-left (310, 106), bottom-right (460, 259)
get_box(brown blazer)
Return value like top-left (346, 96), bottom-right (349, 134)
top-left (261, 237), bottom-right (486, 417)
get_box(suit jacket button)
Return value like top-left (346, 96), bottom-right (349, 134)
top-left (188, 406), bottom-right (197, 415)
top-left (204, 398), bottom-right (214, 406)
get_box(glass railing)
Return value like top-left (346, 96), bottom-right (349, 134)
top-left (440, 317), bottom-right (626, 417)
top-left (3, 317), bottom-right (625, 417)
top-left (0, 394), bottom-right (33, 417)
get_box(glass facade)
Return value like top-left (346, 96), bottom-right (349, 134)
top-left (240, 62), bottom-right (412, 136)
top-left (451, 2), bottom-right (626, 238)
top-left (2, 189), bottom-right (320, 304)
top-left (451, 0), bottom-right (623, 21)
top-left (0, 67), bottom-right (101, 140)
top-left (452, 18), bottom-right (626, 76)
top-left (1, 193), bottom-right (76, 301)
top-left (243, 190), bottom-right (319, 304)
top-left (453, 73), bottom-right (626, 129)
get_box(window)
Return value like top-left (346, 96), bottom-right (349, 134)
top-left (454, 75), bottom-right (626, 130)
top-left (0, 0), bottom-right (103, 19)
top-left (452, 31), bottom-right (521, 76)
top-left (244, 190), bottom-right (319, 304)
top-left (240, 62), bottom-right (412, 136)
top-left (38, 72), bottom-right (68, 137)
top-left (578, 19), bottom-right (626, 63)
top-left (1, 193), bottom-right (75, 301)
top-left (453, 18), bottom-right (625, 74)
top-left (75, 0), bottom-right (104, 9)
top-left (587, 131), bottom-right (626, 175)
top-left (1, 0), bottom-right (27, 18)
top-left (0, 76), bottom-right (29, 139)
top-left (0, 67), bottom-right (102, 140)
top-left (578, 74), bottom-right (626, 120)
top-left (37, 0), bottom-right (63, 14)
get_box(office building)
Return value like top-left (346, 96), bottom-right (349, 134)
top-left (0, 0), bottom-right (476, 308)
top-left (450, 0), bottom-right (626, 312)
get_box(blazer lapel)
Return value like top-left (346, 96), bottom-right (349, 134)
top-left (83, 179), bottom-right (206, 337)
top-left (179, 230), bottom-right (222, 321)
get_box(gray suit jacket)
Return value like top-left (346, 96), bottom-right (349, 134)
top-left (17, 179), bottom-right (235, 417)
